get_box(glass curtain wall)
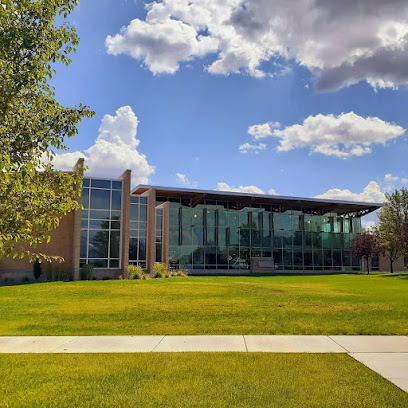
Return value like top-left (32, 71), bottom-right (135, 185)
top-left (155, 209), bottom-right (163, 262)
top-left (128, 196), bottom-right (148, 268)
top-left (164, 198), bottom-right (361, 271)
top-left (80, 178), bottom-right (122, 268)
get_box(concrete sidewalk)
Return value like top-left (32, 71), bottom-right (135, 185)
top-left (1, 335), bottom-right (407, 392)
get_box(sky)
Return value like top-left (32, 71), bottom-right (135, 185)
top-left (51, 0), bottom-right (408, 226)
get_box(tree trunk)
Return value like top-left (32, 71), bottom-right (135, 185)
top-left (390, 258), bottom-right (394, 274)
top-left (366, 257), bottom-right (370, 275)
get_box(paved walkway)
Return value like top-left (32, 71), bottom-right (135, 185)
top-left (1, 335), bottom-right (407, 393)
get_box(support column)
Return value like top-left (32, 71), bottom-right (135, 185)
top-left (143, 188), bottom-right (156, 274)
top-left (119, 170), bottom-right (131, 278)
top-left (72, 158), bottom-right (85, 281)
top-left (156, 201), bottom-right (170, 268)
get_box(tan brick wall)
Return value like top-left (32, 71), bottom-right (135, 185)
top-left (142, 188), bottom-right (156, 274)
top-left (119, 170), bottom-right (131, 277)
top-left (379, 255), bottom-right (406, 273)
top-left (0, 210), bottom-right (76, 280)
top-left (0, 159), bottom-right (83, 281)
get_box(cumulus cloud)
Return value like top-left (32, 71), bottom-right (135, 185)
top-left (217, 182), bottom-right (266, 195)
top-left (176, 173), bottom-right (191, 185)
top-left (238, 142), bottom-right (266, 154)
top-left (51, 106), bottom-right (154, 186)
top-left (315, 181), bottom-right (385, 203)
top-left (216, 182), bottom-right (277, 195)
top-left (248, 122), bottom-right (280, 139)
top-left (249, 112), bottom-right (404, 158)
top-left (106, 0), bottom-right (408, 90)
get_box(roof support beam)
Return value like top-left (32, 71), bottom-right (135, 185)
top-left (191, 193), bottom-right (206, 208)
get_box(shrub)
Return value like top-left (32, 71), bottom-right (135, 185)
top-left (128, 265), bottom-right (143, 280)
top-left (102, 276), bottom-right (113, 280)
top-left (45, 263), bottom-right (54, 281)
top-left (55, 266), bottom-right (73, 282)
top-left (176, 270), bottom-right (188, 277)
top-left (33, 259), bottom-right (42, 281)
top-left (153, 262), bottom-right (169, 278)
top-left (80, 264), bottom-right (95, 281)
top-left (22, 276), bottom-right (30, 283)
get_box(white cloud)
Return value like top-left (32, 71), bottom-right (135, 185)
top-left (266, 112), bottom-right (404, 157)
top-left (106, 0), bottom-right (408, 90)
top-left (106, 9), bottom-right (219, 75)
top-left (238, 142), bottom-right (266, 154)
top-left (248, 122), bottom-right (280, 139)
top-left (176, 173), bottom-right (191, 185)
top-left (315, 181), bottom-right (385, 203)
top-left (268, 188), bottom-right (277, 195)
top-left (51, 106), bottom-right (154, 186)
top-left (216, 182), bottom-right (265, 195)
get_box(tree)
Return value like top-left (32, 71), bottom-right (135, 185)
top-left (33, 259), bottom-right (42, 281)
top-left (0, 0), bottom-right (94, 262)
top-left (391, 189), bottom-right (408, 258)
top-left (376, 190), bottom-right (408, 273)
top-left (351, 230), bottom-right (382, 274)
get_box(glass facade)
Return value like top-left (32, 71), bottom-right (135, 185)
top-left (128, 196), bottom-right (148, 268)
top-left (155, 208), bottom-right (163, 263)
top-left (80, 178), bottom-right (122, 268)
top-left (160, 198), bottom-right (362, 271)
top-left (79, 181), bottom-right (366, 272)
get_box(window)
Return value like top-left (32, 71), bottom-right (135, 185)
top-left (80, 178), bottom-right (122, 269)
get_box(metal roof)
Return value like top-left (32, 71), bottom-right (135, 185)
top-left (132, 185), bottom-right (381, 216)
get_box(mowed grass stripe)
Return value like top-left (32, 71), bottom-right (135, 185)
top-left (1, 353), bottom-right (407, 408)
top-left (0, 273), bottom-right (407, 335)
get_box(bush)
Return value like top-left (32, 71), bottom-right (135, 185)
top-left (45, 263), bottom-right (54, 281)
top-left (21, 276), bottom-right (30, 283)
top-left (128, 265), bottom-right (143, 280)
top-left (80, 264), bottom-right (95, 281)
top-left (33, 259), bottom-right (42, 281)
top-left (102, 276), bottom-right (113, 280)
top-left (153, 262), bottom-right (169, 278)
top-left (176, 270), bottom-right (188, 277)
top-left (55, 266), bottom-right (73, 282)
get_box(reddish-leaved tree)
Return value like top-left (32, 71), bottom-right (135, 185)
top-left (351, 231), bottom-right (383, 274)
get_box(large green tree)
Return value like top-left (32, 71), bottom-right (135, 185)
top-left (0, 0), bottom-right (94, 262)
top-left (376, 189), bottom-right (408, 273)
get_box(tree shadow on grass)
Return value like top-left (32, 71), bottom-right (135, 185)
top-left (378, 273), bottom-right (408, 280)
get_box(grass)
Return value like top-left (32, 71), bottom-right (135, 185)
top-left (1, 273), bottom-right (408, 335)
top-left (1, 353), bottom-right (407, 408)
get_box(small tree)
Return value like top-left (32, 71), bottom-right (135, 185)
top-left (33, 259), bottom-right (42, 281)
top-left (377, 190), bottom-right (407, 273)
top-left (351, 230), bottom-right (382, 274)
top-left (0, 0), bottom-right (94, 263)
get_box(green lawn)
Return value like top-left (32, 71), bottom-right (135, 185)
top-left (1, 353), bottom-right (407, 408)
top-left (0, 273), bottom-right (407, 335)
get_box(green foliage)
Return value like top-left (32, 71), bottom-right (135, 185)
top-left (45, 263), bottom-right (54, 281)
top-left (80, 264), bottom-right (95, 281)
top-left (153, 262), bottom-right (169, 278)
top-left (0, 0), bottom-right (94, 263)
top-left (54, 265), bottom-right (72, 282)
top-left (128, 265), bottom-right (143, 280)
top-left (33, 259), bottom-right (42, 280)
top-left (376, 189), bottom-right (408, 273)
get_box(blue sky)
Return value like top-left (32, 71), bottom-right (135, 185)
top-left (52, 0), bottom-right (408, 219)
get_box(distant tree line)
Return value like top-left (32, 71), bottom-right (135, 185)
top-left (351, 189), bottom-right (408, 274)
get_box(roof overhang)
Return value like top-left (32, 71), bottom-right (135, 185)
top-left (132, 185), bottom-right (382, 216)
